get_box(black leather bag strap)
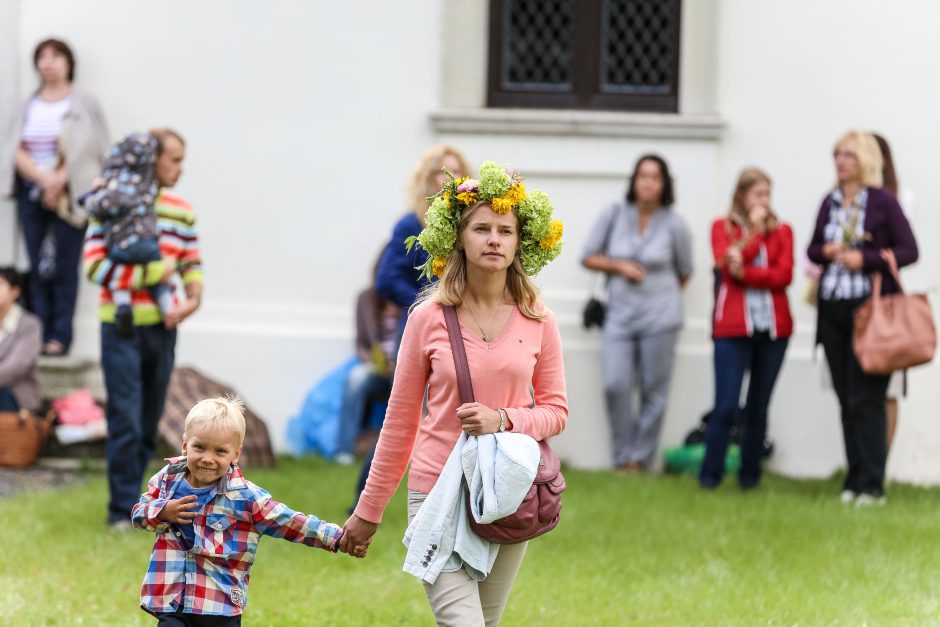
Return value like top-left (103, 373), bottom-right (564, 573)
top-left (442, 305), bottom-right (475, 405)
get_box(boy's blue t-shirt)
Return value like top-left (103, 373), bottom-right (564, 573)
top-left (173, 477), bottom-right (216, 549)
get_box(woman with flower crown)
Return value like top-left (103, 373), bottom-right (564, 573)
top-left (340, 162), bottom-right (568, 625)
top-left (806, 130), bottom-right (917, 507)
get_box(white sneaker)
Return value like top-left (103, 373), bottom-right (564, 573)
top-left (840, 490), bottom-right (856, 504)
top-left (855, 493), bottom-right (887, 508)
top-left (109, 519), bottom-right (133, 533)
top-left (334, 452), bottom-right (356, 466)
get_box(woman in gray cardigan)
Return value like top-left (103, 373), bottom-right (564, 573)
top-left (583, 154), bottom-right (693, 473)
top-left (0, 268), bottom-right (42, 413)
top-left (0, 38), bottom-right (109, 356)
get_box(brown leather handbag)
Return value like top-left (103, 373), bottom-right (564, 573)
top-left (442, 305), bottom-right (565, 544)
top-left (853, 263), bottom-right (936, 375)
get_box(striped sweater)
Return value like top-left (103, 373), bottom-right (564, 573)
top-left (84, 192), bottom-right (203, 325)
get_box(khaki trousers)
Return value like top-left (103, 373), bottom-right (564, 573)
top-left (408, 491), bottom-right (528, 627)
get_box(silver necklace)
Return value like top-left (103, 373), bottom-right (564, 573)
top-left (465, 295), bottom-right (505, 342)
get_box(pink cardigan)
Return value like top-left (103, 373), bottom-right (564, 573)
top-left (353, 300), bottom-right (568, 523)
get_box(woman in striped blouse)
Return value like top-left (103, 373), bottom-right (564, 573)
top-left (0, 38), bottom-right (109, 355)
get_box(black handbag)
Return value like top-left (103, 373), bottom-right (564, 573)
top-left (582, 297), bottom-right (606, 329)
top-left (582, 205), bottom-right (619, 330)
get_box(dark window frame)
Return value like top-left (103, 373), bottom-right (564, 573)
top-left (487, 0), bottom-right (682, 112)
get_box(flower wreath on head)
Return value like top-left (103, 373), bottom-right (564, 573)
top-left (405, 161), bottom-right (564, 280)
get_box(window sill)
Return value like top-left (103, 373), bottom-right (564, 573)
top-left (429, 107), bottom-right (725, 141)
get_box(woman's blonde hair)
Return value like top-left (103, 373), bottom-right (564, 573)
top-left (727, 167), bottom-right (779, 235)
top-left (406, 145), bottom-right (470, 223)
top-left (834, 130), bottom-right (883, 188)
top-left (183, 396), bottom-right (246, 447)
top-left (417, 202), bottom-right (546, 320)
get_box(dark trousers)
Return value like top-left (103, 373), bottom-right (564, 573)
top-left (156, 612), bottom-right (241, 626)
top-left (101, 322), bottom-right (176, 523)
top-left (16, 182), bottom-right (86, 350)
top-left (0, 387), bottom-right (19, 411)
top-left (818, 298), bottom-right (890, 496)
top-left (700, 332), bottom-right (789, 488)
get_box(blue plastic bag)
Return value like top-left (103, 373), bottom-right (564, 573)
top-left (285, 357), bottom-right (359, 459)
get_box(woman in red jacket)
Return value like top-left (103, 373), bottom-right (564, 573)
top-left (699, 168), bottom-right (793, 489)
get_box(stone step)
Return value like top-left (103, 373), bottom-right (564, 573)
top-left (37, 355), bottom-right (106, 403)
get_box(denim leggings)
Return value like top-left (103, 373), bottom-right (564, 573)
top-left (16, 182), bottom-right (86, 350)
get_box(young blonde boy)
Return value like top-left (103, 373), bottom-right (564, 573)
top-left (132, 396), bottom-right (353, 624)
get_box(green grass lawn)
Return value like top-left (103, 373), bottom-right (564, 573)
top-left (2, 456), bottom-right (939, 626)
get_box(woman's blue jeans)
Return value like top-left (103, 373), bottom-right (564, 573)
top-left (16, 181), bottom-right (86, 350)
top-left (700, 333), bottom-right (789, 488)
top-left (100, 322), bottom-right (176, 523)
top-left (0, 387), bottom-right (19, 411)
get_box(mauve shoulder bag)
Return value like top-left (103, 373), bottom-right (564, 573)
top-left (442, 305), bottom-right (565, 544)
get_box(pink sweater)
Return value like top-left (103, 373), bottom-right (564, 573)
top-left (354, 300), bottom-right (568, 523)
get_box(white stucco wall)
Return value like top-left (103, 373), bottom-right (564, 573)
top-left (8, 0), bottom-right (444, 451)
top-left (0, 0), bottom-right (21, 265)
top-left (5, 0), bottom-right (938, 483)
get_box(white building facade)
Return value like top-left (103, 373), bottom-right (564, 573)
top-left (2, 0), bottom-right (938, 482)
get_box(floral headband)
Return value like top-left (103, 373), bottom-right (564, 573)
top-left (406, 161), bottom-right (564, 279)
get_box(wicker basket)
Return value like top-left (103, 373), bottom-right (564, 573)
top-left (0, 410), bottom-right (55, 469)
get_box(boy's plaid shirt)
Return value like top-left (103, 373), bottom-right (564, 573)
top-left (132, 457), bottom-right (343, 616)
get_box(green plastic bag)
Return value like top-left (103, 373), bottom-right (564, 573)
top-left (663, 443), bottom-right (740, 475)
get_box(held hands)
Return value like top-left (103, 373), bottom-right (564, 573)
top-left (723, 248), bottom-right (744, 280)
top-left (340, 514), bottom-right (378, 559)
top-left (822, 244), bottom-right (864, 271)
top-left (157, 495), bottom-right (199, 524)
top-left (40, 169), bottom-right (69, 210)
top-left (457, 402), bottom-right (501, 436)
top-left (41, 187), bottom-right (63, 211)
top-left (839, 250), bottom-right (864, 271)
top-left (618, 260), bottom-right (646, 283)
top-left (822, 242), bottom-right (844, 261)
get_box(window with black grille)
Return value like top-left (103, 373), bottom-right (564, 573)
top-left (487, 0), bottom-right (681, 111)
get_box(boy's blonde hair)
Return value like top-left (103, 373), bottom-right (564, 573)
top-left (183, 396), bottom-right (246, 447)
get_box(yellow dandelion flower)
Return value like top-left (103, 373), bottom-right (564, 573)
top-left (432, 256), bottom-right (448, 277)
top-left (506, 183), bottom-right (527, 205)
top-left (456, 191), bottom-right (479, 206)
top-left (540, 220), bottom-right (564, 249)
top-left (490, 196), bottom-right (514, 214)
top-left (443, 192), bottom-right (451, 204)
